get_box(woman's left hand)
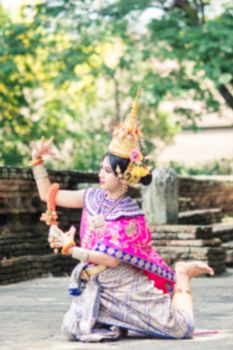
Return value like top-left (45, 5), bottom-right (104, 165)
top-left (48, 225), bottom-right (76, 248)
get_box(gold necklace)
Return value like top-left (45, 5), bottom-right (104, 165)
top-left (89, 193), bottom-right (126, 230)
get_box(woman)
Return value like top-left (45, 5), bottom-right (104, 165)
top-left (30, 92), bottom-right (214, 342)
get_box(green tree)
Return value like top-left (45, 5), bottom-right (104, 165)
top-left (0, 3), bottom-right (75, 166)
top-left (0, 4), bottom-right (33, 164)
top-left (27, 0), bottom-right (179, 169)
top-left (29, 0), bottom-right (232, 143)
top-left (96, 0), bottom-right (233, 121)
top-left (6, 1), bottom-right (230, 169)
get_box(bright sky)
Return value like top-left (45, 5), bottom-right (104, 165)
top-left (1, 0), bottom-right (21, 12)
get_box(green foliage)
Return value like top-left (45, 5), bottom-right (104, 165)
top-left (0, 0), bottom-right (232, 170)
top-left (0, 4), bottom-right (71, 165)
top-left (148, 8), bottom-right (233, 111)
top-left (170, 158), bottom-right (233, 176)
top-left (103, 1), bottom-right (232, 118)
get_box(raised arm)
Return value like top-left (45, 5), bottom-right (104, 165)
top-left (30, 137), bottom-right (84, 208)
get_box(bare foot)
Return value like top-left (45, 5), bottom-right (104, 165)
top-left (175, 261), bottom-right (214, 279)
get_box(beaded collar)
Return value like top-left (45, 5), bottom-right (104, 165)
top-left (83, 188), bottom-right (143, 220)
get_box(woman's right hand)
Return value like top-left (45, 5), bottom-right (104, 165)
top-left (31, 136), bottom-right (55, 160)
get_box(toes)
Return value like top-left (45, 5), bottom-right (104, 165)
top-left (197, 262), bottom-right (215, 276)
top-left (208, 267), bottom-right (215, 276)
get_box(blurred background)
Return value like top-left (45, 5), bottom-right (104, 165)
top-left (0, 0), bottom-right (232, 174)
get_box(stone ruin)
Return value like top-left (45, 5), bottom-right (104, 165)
top-left (0, 167), bottom-right (96, 284)
top-left (143, 170), bottom-right (233, 275)
top-left (0, 166), bottom-right (233, 284)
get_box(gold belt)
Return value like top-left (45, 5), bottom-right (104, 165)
top-left (80, 265), bottom-right (106, 281)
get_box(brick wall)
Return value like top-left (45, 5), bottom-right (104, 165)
top-left (179, 175), bottom-right (233, 216)
top-left (0, 166), bottom-right (99, 284)
top-left (1, 167), bottom-right (233, 283)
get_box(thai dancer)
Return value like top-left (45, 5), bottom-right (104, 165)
top-left (30, 91), bottom-right (214, 342)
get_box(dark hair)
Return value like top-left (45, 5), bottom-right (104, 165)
top-left (106, 152), bottom-right (152, 186)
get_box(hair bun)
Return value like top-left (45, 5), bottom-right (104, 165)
top-left (139, 173), bottom-right (152, 186)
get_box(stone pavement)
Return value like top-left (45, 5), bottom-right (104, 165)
top-left (1, 269), bottom-right (233, 350)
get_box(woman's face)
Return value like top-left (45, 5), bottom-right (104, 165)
top-left (98, 156), bottom-right (121, 192)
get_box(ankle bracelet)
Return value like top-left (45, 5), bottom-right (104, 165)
top-left (173, 288), bottom-right (192, 295)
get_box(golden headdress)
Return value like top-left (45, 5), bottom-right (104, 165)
top-left (109, 89), bottom-right (150, 185)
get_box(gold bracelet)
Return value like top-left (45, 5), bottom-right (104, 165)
top-left (28, 157), bottom-right (44, 167)
top-left (32, 164), bottom-right (48, 180)
top-left (71, 247), bottom-right (89, 262)
top-left (34, 174), bottom-right (49, 180)
top-left (61, 242), bottom-right (76, 256)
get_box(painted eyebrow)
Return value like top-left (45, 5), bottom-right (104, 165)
top-left (101, 165), bottom-right (112, 171)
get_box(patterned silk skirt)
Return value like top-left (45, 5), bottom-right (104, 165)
top-left (62, 262), bottom-right (195, 342)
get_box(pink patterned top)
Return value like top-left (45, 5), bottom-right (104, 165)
top-left (80, 188), bottom-right (175, 293)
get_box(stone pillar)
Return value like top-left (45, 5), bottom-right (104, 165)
top-left (142, 167), bottom-right (178, 226)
